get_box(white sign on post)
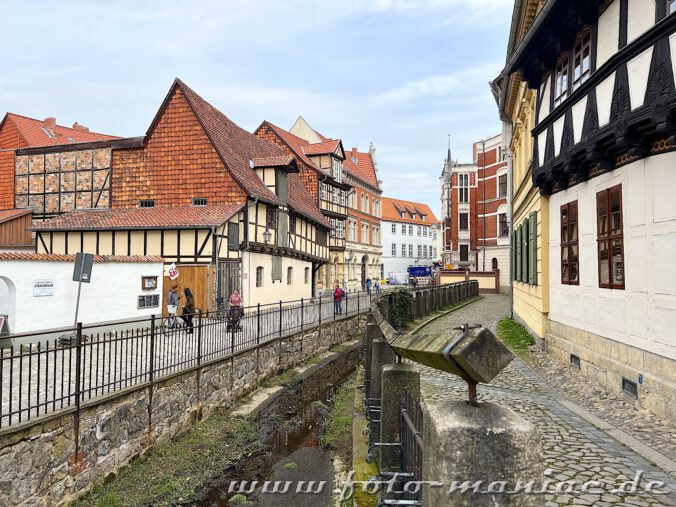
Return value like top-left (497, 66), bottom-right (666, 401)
top-left (33, 279), bottom-right (55, 297)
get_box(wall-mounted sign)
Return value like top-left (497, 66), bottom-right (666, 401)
top-left (142, 276), bottom-right (158, 290)
top-left (33, 279), bottom-right (55, 297)
top-left (166, 263), bottom-right (179, 280)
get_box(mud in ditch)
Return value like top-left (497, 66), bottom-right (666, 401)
top-left (196, 346), bottom-right (360, 506)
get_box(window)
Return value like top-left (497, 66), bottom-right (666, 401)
top-left (140, 199), bottom-right (155, 208)
top-left (333, 187), bottom-right (339, 203)
top-left (336, 220), bottom-right (345, 239)
top-left (286, 267), bottom-right (293, 285)
top-left (499, 213), bottom-right (509, 237)
top-left (433, 230), bottom-right (437, 240)
top-left (401, 244), bottom-right (407, 256)
top-left (137, 294), bottom-right (159, 309)
top-left (340, 190), bottom-right (346, 206)
top-left (266, 207), bottom-right (277, 229)
top-left (330, 218), bottom-right (336, 237)
top-left (597, 185), bottom-right (624, 289)
top-left (401, 224), bottom-right (406, 234)
top-left (561, 201), bottom-right (579, 285)
top-left (392, 244), bottom-right (397, 256)
top-left (460, 244), bottom-right (469, 262)
top-left (392, 223), bottom-right (396, 234)
top-left (373, 227), bottom-right (379, 245)
top-left (192, 197), bottom-right (208, 206)
top-left (423, 227), bottom-right (427, 237)
top-left (423, 245), bottom-right (428, 258)
top-left (433, 247), bottom-right (437, 258)
top-left (459, 213), bottom-right (469, 231)
top-left (418, 245), bottom-right (422, 258)
top-left (492, 258), bottom-right (498, 270)
top-left (408, 225), bottom-right (413, 236)
top-left (304, 267), bottom-right (310, 284)
top-left (554, 54), bottom-right (569, 107)
top-left (408, 245), bottom-right (413, 257)
top-left (572, 28), bottom-right (591, 91)
top-left (256, 266), bottom-right (264, 287)
top-left (332, 158), bottom-right (342, 182)
top-left (498, 174), bottom-right (507, 198)
top-left (459, 173), bottom-right (469, 203)
top-left (422, 214), bottom-right (427, 222)
top-left (321, 183), bottom-right (328, 201)
top-left (417, 226), bottom-right (421, 236)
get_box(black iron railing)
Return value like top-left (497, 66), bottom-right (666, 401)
top-left (0, 290), bottom-right (374, 429)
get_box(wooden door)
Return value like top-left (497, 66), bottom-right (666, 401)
top-left (162, 264), bottom-right (212, 316)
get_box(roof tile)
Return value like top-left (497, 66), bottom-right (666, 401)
top-left (0, 253), bottom-right (163, 263)
top-left (2, 113), bottom-right (119, 147)
top-left (382, 197), bottom-right (438, 225)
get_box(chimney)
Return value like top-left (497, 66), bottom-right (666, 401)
top-left (351, 147), bottom-right (358, 163)
top-left (72, 122), bottom-right (89, 132)
top-left (43, 117), bottom-right (56, 129)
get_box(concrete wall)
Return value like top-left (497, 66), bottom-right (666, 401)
top-left (0, 259), bottom-right (164, 335)
top-left (0, 313), bottom-right (366, 506)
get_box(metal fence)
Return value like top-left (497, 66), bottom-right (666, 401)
top-left (0, 290), bottom-right (374, 429)
top-left (399, 389), bottom-right (424, 504)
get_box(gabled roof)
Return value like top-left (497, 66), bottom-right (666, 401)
top-left (251, 155), bottom-right (297, 168)
top-left (0, 208), bottom-right (32, 224)
top-left (0, 113), bottom-right (119, 148)
top-left (288, 173), bottom-right (331, 226)
top-left (30, 204), bottom-right (243, 231)
top-left (302, 139), bottom-right (342, 156)
top-left (382, 197), bottom-right (438, 225)
top-left (258, 121), bottom-right (323, 173)
top-left (343, 149), bottom-right (379, 189)
top-left (151, 79), bottom-right (282, 205)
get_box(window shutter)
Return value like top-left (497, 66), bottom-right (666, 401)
top-left (529, 212), bottom-right (537, 285)
top-left (523, 221), bottom-right (528, 283)
top-left (227, 222), bottom-right (240, 251)
top-left (516, 225), bottom-right (522, 281)
top-left (277, 211), bottom-right (289, 248)
top-left (271, 256), bottom-right (282, 282)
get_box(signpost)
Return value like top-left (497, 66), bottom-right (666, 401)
top-left (73, 253), bottom-right (94, 329)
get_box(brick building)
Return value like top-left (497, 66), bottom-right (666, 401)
top-left (440, 134), bottom-right (510, 288)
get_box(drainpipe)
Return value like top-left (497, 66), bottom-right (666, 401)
top-left (506, 123), bottom-right (515, 319)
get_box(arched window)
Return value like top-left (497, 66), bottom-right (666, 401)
top-left (287, 267), bottom-right (293, 285)
top-left (492, 258), bottom-right (498, 270)
top-left (304, 267), bottom-right (310, 284)
top-left (256, 267), bottom-right (264, 287)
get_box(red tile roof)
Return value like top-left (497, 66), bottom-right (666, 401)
top-left (172, 79), bottom-right (281, 205)
top-left (382, 197), bottom-right (438, 225)
top-left (288, 173), bottom-right (331, 226)
top-left (260, 122), bottom-right (323, 173)
top-left (1, 113), bottom-right (119, 147)
top-left (0, 208), bottom-right (32, 224)
top-left (252, 155), bottom-right (296, 168)
top-left (343, 149), bottom-right (380, 189)
top-left (302, 139), bottom-right (341, 155)
top-left (30, 204), bottom-right (242, 231)
top-left (0, 253), bottom-right (164, 263)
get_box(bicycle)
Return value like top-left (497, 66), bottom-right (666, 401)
top-left (160, 312), bottom-right (184, 334)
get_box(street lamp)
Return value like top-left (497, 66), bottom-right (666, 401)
top-left (263, 228), bottom-right (272, 245)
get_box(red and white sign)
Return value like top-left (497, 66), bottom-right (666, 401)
top-left (166, 263), bottom-right (179, 280)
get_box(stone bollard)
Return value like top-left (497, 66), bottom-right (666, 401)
top-left (414, 293), bottom-right (423, 320)
top-left (379, 364), bottom-right (420, 472)
top-left (370, 338), bottom-right (397, 402)
top-left (422, 401), bottom-right (543, 506)
top-left (364, 323), bottom-right (384, 398)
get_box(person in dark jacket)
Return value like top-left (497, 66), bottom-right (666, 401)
top-left (182, 287), bottom-right (196, 334)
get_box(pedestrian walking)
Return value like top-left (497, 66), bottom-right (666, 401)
top-left (334, 283), bottom-right (344, 315)
top-left (166, 284), bottom-right (182, 329)
top-left (182, 287), bottom-right (196, 334)
top-left (375, 279), bottom-right (381, 294)
top-left (366, 277), bottom-right (372, 296)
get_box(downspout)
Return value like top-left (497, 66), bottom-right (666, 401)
top-left (246, 197), bottom-right (258, 302)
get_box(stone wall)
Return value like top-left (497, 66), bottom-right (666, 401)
top-left (0, 314), bottom-right (366, 506)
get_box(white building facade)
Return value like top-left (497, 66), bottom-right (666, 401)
top-left (382, 198), bottom-right (439, 280)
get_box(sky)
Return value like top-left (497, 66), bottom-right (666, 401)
top-left (0, 0), bottom-right (513, 218)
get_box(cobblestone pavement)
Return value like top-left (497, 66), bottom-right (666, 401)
top-left (415, 294), bottom-right (676, 507)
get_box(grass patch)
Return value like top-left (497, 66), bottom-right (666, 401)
top-left (77, 409), bottom-right (261, 506)
top-left (497, 317), bottom-right (535, 355)
top-left (320, 373), bottom-right (357, 462)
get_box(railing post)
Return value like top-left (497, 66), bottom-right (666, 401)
top-left (358, 290), bottom-right (360, 314)
top-left (257, 303), bottom-right (261, 345)
top-left (300, 298), bottom-right (304, 332)
top-left (319, 295), bottom-right (322, 327)
top-left (279, 300), bottom-right (283, 337)
top-left (197, 310), bottom-right (202, 367)
top-left (150, 315), bottom-right (156, 382)
top-left (73, 322), bottom-right (83, 463)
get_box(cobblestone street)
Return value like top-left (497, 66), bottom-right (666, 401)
top-left (415, 295), bottom-right (676, 507)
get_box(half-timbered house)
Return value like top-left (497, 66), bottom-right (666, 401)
top-left (255, 118), bottom-right (351, 292)
top-left (26, 79), bottom-right (331, 308)
top-left (501, 0), bottom-right (676, 422)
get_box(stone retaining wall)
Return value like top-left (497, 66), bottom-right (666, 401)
top-left (0, 315), bottom-right (366, 506)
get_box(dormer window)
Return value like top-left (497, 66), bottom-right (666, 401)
top-left (192, 197), bottom-right (208, 206)
top-left (572, 28), bottom-right (591, 91)
top-left (331, 157), bottom-right (342, 183)
top-left (422, 214), bottom-right (427, 222)
top-left (554, 54), bottom-right (569, 107)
